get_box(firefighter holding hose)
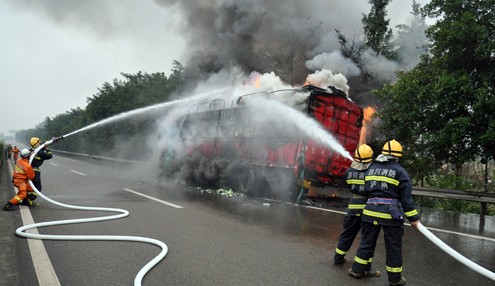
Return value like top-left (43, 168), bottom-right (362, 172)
top-left (334, 144), bottom-right (379, 276)
top-left (349, 139), bottom-right (420, 286)
top-left (23, 136), bottom-right (61, 206)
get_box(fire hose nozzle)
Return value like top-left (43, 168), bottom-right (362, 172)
top-left (44, 136), bottom-right (64, 147)
top-left (52, 135), bottom-right (64, 142)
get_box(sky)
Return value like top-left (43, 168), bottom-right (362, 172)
top-left (0, 0), bottom-right (185, 136)
top-left (0, 0), bottom-right (428, 137)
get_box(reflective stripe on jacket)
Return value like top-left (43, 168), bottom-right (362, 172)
top-left (362, 158), bottom-right (419, 226)
top-left (344, 166), bottom-right (369, 215)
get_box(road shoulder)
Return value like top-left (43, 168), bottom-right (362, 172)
top-left (0, 159), bottom-right (37, 286)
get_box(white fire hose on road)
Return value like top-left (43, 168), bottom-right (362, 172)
top-left (15, 138), bottom-right (168, 286)
top-left (417, 222), bottom-right (495, 281)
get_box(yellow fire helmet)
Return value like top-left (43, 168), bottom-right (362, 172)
top-left (354, 144), bottom-right (373, 163)
top-left (382, 139), bottom-right (403, 157)
top-left (30, 137), bottom-right (41, 148)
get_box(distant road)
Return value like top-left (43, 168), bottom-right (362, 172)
top-left (2, 154), bottom-right (494, 285)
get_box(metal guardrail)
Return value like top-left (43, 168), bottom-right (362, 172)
top-left (412, 186), bottom-right (494, 222)
top-left (412, 186), bottom-right (495, 204)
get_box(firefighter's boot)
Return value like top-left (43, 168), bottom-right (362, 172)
top-left (364, 264), bottom-right (380, 277)
top-left (26, 199), bottom-right (40, 207)
top-left (3, 202), bottom-right (17, 211)
top-left (334, 257), bottom-right (346, 265)
top-left (363, 269), bottom-right (380, 277)
top-left (348, 268), bottom-right (362, 278)
top-left (389, 276), bottom-right (407, 285)
top-left (348, 268), bottom-right (381, 279)
top-left (333, 252), bottom-right (346, 265)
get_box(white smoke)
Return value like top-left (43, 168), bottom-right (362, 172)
top-left (307, 70), bottom-right (351, 95)
top-left (361, 48), bottom-right (400, 83)
top-left (305, 51), bottom-right (361, 78)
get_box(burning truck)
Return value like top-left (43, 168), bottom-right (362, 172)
top-left (159, 85), bottom-right (363, 202)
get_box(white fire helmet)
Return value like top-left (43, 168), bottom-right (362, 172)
top-left (20, 148), bottom-right (31, 158)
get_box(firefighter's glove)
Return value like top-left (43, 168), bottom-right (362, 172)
top-left (51, 136), bottom-right (63, 143)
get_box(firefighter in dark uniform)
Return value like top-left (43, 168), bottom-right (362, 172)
top-left (23, 137), bottom-right (53, 206)
top-left (349, 139), bottom-right (420, 286)
top-left (334, 144), bottom-right (379, 276)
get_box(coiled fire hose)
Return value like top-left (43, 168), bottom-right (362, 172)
top-left (15, 138), bottom-right (168, 286)
top-left (417, 222), bottom-right (495, 281)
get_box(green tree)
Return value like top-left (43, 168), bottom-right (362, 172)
top-left (362, 0), bottom-right (395, 59)
top-left (376, 0), bottom-right (495, 184)
top-left (423, 0), bottom-right (495, 162)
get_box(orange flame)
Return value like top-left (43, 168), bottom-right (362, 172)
top-left (359, 106), bottom-right (376, 145)
top-left (303, 74), bottom-right (316, 87)
top-left (251, 73), bottom-right (262, 88)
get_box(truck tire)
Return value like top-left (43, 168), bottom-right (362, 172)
top-left (236, 168), bottom-right (257, 196)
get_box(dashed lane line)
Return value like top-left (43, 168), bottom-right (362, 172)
top-left (70, 170), bottom-right (87, 176)
top-left (50, 163), bottom-right (58, 166)
top-left (123, 188), bottom-right (184, 209)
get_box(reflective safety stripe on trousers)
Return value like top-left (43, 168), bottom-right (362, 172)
top-left (335, 248), bottom-right (347, 255)
top-left (365, 175), bottom-right (399, 186)
top-left (386, 266), bottom-right (403, 273)
top-left (354, 256), bottom-right (369, 265)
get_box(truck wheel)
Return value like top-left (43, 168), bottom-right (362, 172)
top-left (265, 168), bottom-right (298, 200)
top-left (237, 168), bottom-right (257, 196)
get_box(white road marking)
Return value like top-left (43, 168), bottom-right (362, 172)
top-left (123, 188), bottom-right (184, 209)
top-left (70, 170), bottom-right (86, 176)
top-left (50, 163), bottom-right (58, 166)
top-left (7, 162), bottom-right (61, 286)
top-left (19, 207), bottom-right (61, 286)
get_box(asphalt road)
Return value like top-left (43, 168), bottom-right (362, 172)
top-left (1, 154), bottom-right (494, 285)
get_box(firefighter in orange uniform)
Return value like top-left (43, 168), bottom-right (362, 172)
top-left (3, 149), bottom-right (35, 211)
top-left (334, 144), bottom-right (379, 276)
top-left (349, 139), bottom-right (420, 286)
top-left (10, 145), bottom-right (20, 162)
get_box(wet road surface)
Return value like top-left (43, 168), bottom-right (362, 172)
top-left (1, 154), bottom-right (494, 285)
